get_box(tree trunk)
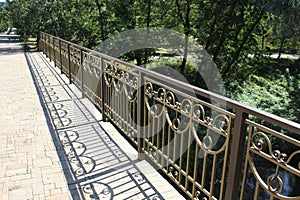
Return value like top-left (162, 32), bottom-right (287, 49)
top-left (180, 35), bottom-right (189, 73)
top-left (277, 37), bottom-right (285, 60)
top-left (175, 0), bottom-right (191, 73)
top-left (94, 0), bottom-right (105, 41)
top-left (212, 0), bottom-right (238, 61)
top-left (223, 8), bottom-right (265, 78)
top-left (144, 0), bottom-right (151, 66)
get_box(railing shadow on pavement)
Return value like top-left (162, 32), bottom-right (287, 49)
top-left (24, 51), bottom-right (165, 200)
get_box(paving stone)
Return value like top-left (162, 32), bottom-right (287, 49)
top-left (32, 182), bottom-right (45, 195)
top-left (9, 187), bottom-right (33, 200)
top-left (0, 37), bottom-right (71, 200)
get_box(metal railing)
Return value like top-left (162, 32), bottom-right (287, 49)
top-left (39, 32), bottom-right (300, 200)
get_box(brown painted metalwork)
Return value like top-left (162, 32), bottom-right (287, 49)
top-left (39, 32), bottom-right (300, 200)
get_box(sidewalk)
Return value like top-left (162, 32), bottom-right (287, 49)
top-left (0, 37), bottom-right (184, 199)
top-left (0, 38), bottom-right (72, 199)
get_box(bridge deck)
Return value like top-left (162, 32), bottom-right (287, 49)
top-left (0, 37), bottom-right (184, 199)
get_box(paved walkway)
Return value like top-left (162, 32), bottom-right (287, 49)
top-left (0, 37), bottom-right (184, 199)
top-left (0, 38), bottom-right (72, 199)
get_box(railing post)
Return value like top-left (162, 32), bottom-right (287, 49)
top-left (67, 44), bottom-right (72, 84)
top-left (37, 32), bottom-right (40, 51)
top-left (43, 33), bottom-right (45, 54)
top-left (45, 35), bottom-right (48, 57)
top-left (53, 38), bottom-right (56, 67)
top-left (224, 110), bottom-right (248, 200)
top-left (137, 71), bottom-right (145, 160)
top-left (59, 40), bottom-right (63, 74)
top-left (48, 36), bottom-right (51, 61)
top-left (100, 57), bottom-right (107, 122)
top-left (80, 49), bottom-right (85, 98)
top-left (44, 34), bottom-right (46, 55)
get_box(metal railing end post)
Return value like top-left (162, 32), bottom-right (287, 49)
top-left (100, 57), bottom-right (107, 122)
top-left (80, 49), bottom-right (85, 98)
top-left (137, 71), bottom-right (145, 160)
top-left (224, 110), bottom-right (248, 200)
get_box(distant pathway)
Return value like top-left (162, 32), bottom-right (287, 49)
top-left (0, 37), bottom-right (72, 199)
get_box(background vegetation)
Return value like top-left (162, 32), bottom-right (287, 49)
top-left (0, 0), bottom-right (299, 123)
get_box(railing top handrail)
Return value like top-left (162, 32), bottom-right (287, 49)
top-left (40, 31), bottom-right (300, 133)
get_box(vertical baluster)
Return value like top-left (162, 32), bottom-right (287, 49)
top-left (46, 35), bottom-right (48, 57)
top-left (43, 33), bottom-right (45, 53)
top-left (48, 36), bottom-right (51, 61)
top-left (53, 38), bottom-right (56, 67)
top-left (59, 40), bottom-right (63, 74)
top-left (224, 110), bottom-right (248, 200)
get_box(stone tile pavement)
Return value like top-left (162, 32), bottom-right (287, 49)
top-left (0, 37), bottom-right (185, 200)
top-left (0, 38), bottom-right (72, 199)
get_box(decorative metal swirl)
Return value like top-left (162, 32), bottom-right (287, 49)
top-left (194, 191), bottom-right (208, 200)
top-left (166, 91), bottom-right (176, 107)
top-left (267, 173), bottom-right (283, 193)
top-left (249, 131), bottom-right (300, 199)
top-left (149, 104), bottom-right (164, 118)
top-left (157, 88), bottom-right (166, 101)
top-left (285, 150), bottom-right (300, 170)
top-left (191, 114), bottom-right (230, 154)
top-left (124, 85), bottom-right (137, 102)
top-left (168, 166), bottom-right (179, 180)
top-left (251, 132), bottom-right (270, 151)
top-left (145, 86), bottom-right (165, 118)
top-left (113, 79), bottom-right (124, 94)
top-left (103, 63), bottom-right (139, 102)
top-left (150, 148), bottom-right (157, 158)
top-left (181, 99), bottom-right (192, 114)
top-left (164, 98), bottom-right (194, 133)
top-left (103, 68), bottom-right (114, 87)
top-left (145, 82), bottom-right (154, 97)
top-left (211, 114), bottom-right (229, 134)
top-left (251, 132), bottom-right (297, 166)
top-left (192, 104), bottom-right (206, 122)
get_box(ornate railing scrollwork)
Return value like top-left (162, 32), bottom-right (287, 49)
top-left (245, 127), bottom-right (300, 199)
top-left (143, 78), bottom-right (232, 199)
top-left (168, 166), bottom-right (179, 181)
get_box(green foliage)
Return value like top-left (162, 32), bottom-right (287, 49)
top-left (0, 5), bottom-right (10, 32)
top-left (0, 0), bottom-right (299, 122)
top-left (229, 75), bottom-right (291, 118)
